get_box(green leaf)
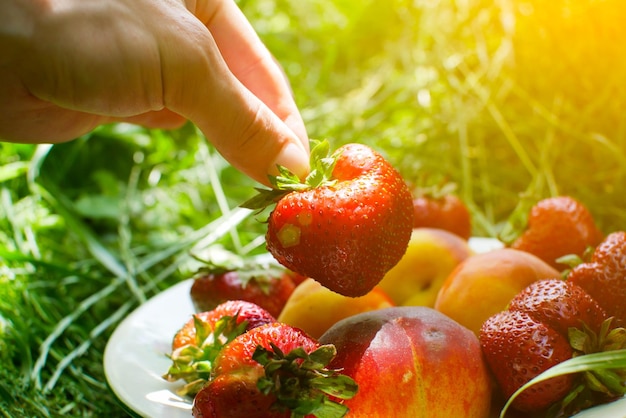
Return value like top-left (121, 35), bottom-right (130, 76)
top-left (306, 140), bottom-right (339, 188)
top-left (499, 349), bottom-right (626, 418)
top-left (497, 194), bottom-right (536, 245)
top-left (238, 139), bottom-right (340, 211)
top-left (253, 342), bottom-right (357, 417)
top-left (556, 253), bottom-right (584, 269)
top-left (592, 369), bottom-right (626, 394)
top-left (274, 165), bottom-right (305, 187)
top-left (306, 345), bottom-right (338, 369)
top-left (569, 327), bottom-right (590, 352)
top-left (163, 314), bottom-right (249, 396)
top-left (311, 375), bottom-right (359, 400)
top-left (239, 187), bottom-right (291, 210)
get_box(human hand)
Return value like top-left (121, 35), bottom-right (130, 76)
top-left (0, 0), bottom-right (309, 185)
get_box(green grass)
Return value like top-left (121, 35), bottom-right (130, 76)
top-left (1, 0), bottom-right (626, 415)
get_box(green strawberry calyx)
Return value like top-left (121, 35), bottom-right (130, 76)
top-left (191, 250), bottom-right (289, 294)
top-left (241, 139), bottom-right (340, 212)
top-left (567, 318), bottom-right (626, 399)
top-left (253, 343), bottom-right (358, 418)
top-left (497, 193), bottom-right (536, 245)
top-left (163, 314), bottom-right (249, 397)
top-left (551, 317), bottom-right (626, 416)
top-left (501, 317), bottom-right (626, 418)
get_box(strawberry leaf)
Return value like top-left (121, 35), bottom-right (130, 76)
top-left (569, 327), bottom-right (590, 352)
top-left (239, 139), bottom-right (339, 211)
top-left (240, 187), bottom-right (292, 211)
top-left (253, 343), bottom-right (357, 418)
top-left (556, 253), bottom-right (584, 269)
top-left (310, 375), bottom-right (359, 400)
top-left (306, 139), bottom-right (338, 188)
top-left (592, 369), bottom-right (626, 394)
top-left (497, 194), bottom-right (536, 245)
top-left (163, 314), bottom-right (249, 397)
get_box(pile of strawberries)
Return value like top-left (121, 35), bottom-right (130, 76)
top-left (481, 196), bottom-right (626, 416)
top-left (163, 300), bottom-right (357, 418)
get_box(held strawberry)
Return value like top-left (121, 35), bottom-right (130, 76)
top-left (164, 300), bottom-right (275, 396)
top-left (242, 140), bottom-right (414, 297)
top-left (192, 322), bottom-right (358, 418)
top-left (507, 196), bottom-right (603, 270)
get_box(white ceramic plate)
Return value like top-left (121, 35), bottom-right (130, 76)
top-left (104, 279), bottom-right (195, 418)
top-left (103, 239), bottom-right (625, 417)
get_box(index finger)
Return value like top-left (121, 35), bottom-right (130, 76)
top-left (192, 0), bottom-right (309, 148)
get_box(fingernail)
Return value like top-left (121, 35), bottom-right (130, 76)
top-left (271, 142), bottom-right (310, 180)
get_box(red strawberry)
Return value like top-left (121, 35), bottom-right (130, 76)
top-left (412, 193), bottom-right (471, 240)
top-left (480, 310), bottom-right (576, 412)
top-left (192, 322), bottom-right (358, 418)
top-left (171, 300), bottom-right (275, 350)
top-left (164, 300), bottom-right (275, 395)
top-left (509, 196), bottom-right (603, 270)
top-left (190, 258), bottom-right (296, 318)
top-left (482, 275), bottom-right (626, 415)
top-left (242, 140), bottom-right (414, 297)
top-left (508, 278), bottom-right (607, 336)
top-left (568, 231), bottom-right (626, 327)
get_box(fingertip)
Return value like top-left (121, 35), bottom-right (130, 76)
top-left (283, 113), bottom-right (309, 152)
top-left (270, 141), bottom-right (310, 181)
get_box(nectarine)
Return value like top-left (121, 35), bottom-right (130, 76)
top-left (319, 306), bottom-right (492, 418)
top-left (434, 248), bottom-right (560, 335)
top-left (277, 278), bottom-right (394, 338)
top-left (379, 228), bottom-right (473, 306)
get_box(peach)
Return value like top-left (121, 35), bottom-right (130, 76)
top-left (319, 306), bottom-right (492, 417)
top-left (276, 278), bottom-right (394, 339)
top-left (378, 228), bottom-right (473, 306)
top-left (434, 248), bottom-right (560, 335)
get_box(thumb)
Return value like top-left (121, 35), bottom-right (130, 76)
top-left (160, 11), bottom-right (309, 186)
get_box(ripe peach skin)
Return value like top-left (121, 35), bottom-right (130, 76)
top-left (434, 248), bottom-right (560, 336)
top-left (277, 278), bottom-right (394, 339)
top-left (378, 228), bottom-right (473, 306)
top-left (319, 306), bottom-right (492, 418)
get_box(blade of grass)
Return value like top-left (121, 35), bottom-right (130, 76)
top-left (0, 161), bottom-right (29, 183)
top-left (43, 299), bottom-right (133, 392)
top-left (29, 180), bottom-right (128, 280)
top-left (118, 164), bottom-right (146, 304)
top-left (1, 188), bottom-right (25, 253)
top-left (30, 275), bottom-right (127, 388)
top-left (500, 349), bottom-right (626, 417)
top-left (510, 82), bottom-right (626, 167)
top-left (196, 131), bottom-right (244, 253)
top-left (136, 206), bottom-right (251, 273)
